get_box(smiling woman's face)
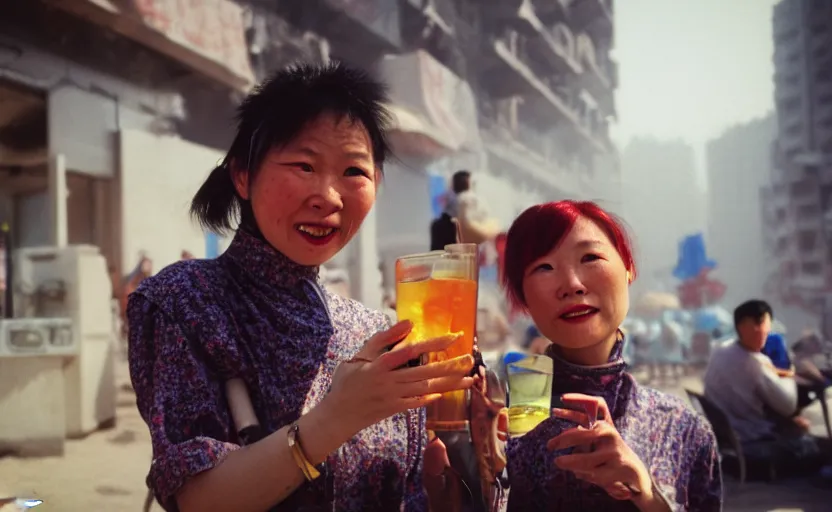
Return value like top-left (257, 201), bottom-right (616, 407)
top-left (521, 215), bottom-right (630, 353)
top-left (233, 113), bottom-right (378, 266)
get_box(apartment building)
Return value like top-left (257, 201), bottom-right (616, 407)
top-left (763, 0), bottom-right (832, 319)
top-left (0, 0), bottom-right (619, 308)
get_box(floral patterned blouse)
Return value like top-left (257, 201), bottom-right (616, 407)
top-left (505, 341), bottom-right (722, 511)
top-left (128, 230), bottom-right (426, 511)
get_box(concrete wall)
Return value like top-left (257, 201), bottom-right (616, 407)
top-left (119, 130), bottom-right (222, 274)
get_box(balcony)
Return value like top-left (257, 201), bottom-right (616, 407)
top-left (480, 30), bottom-right (607, 152)
top-left (276, 0), bottom-right (402, 60)
top-left (531, 0), bottom-right (571, 24)
top-left (404, 0), bottom-right (455, 37)
top-left (574, 33), bottom-right (615, 111)
top-left (478, 104), bottom-right (583, 196)
top-left (568, 0), bottom-right (613, 40)
top-left (485, 0), bottom-right (582, 76)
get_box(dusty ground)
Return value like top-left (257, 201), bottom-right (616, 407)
top-left (0, 360), bottom-right (160, 512)
top-left (0, 362), bottom-right (830, 511)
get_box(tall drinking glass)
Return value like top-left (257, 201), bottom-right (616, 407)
top-left (395, 243), bottom-right (479, 431)
top-left (507, 355), bottom-right (553, 436)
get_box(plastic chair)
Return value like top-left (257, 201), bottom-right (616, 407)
top-left (685, 389), bottom-right (778, 483)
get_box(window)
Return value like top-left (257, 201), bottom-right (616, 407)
top-left (791, 180), bottom-right (813, 197)
top-left (802, 261), bottom-right (823, 275)
top-left (798, 230), bottom-right (818, 252)
top-left (777, 208), bottom-right (787, 222)
top-left (797, 204), bottom-right (819, 220)
top-left (777, 236), bottom-right (789, 254)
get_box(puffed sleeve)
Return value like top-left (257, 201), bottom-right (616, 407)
top-left (686, 427), bottom-right (723, 511)
top-left (128, 294), bottom-right (240, 511)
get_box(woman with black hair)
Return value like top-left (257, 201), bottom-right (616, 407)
top-left (128, 63), bottom-right (474, 512)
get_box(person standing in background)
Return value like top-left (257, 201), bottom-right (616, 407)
top-left (444, 170), bottom-right (500, 245)
top-left (431, 170), bottom-right (501, 250)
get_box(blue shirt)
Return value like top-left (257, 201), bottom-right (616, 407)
top-left (762, 333), bottom-right (791, 370)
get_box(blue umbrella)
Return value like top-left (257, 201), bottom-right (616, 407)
top-left (692, 306), bottom-right (732, 332)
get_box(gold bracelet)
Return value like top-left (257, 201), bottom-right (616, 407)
top-left (287, 422), bottom-right (321, 481)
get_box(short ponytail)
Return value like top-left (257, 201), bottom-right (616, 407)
top-left (190, 162), bottom-right (240, 235)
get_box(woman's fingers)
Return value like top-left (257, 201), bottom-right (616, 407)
top-left (551, 407), bottom-right (590, 427)
top-left (360, 320), bottom-right (413, 356)
top-left (561, 394), bottom-right (612, 424)
top-left (377, 332), bottom-right (462, 370)
top-left (606, 482), bottom-right (634, 501)
top-left (396, 355), bottom-right (475, 382)
top-left (399, 374), bottom-right (474, 398)
top-left (554, 449), bottom-right (611, 472)
top-left (547, 423), bottom-right (615, 451)
top-left (401, 393), bottom-right (443, 409)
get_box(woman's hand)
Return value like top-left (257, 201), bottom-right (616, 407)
top-left (324, 320), bottom-right (475, 436)
top-left (547, 394), bottom-right (669, 511)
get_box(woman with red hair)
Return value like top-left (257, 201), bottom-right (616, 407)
top-left (501, 201), bottom-right (722, 511)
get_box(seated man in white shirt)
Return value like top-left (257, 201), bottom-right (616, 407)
top-left (704, 300), bottom-right (825, 464)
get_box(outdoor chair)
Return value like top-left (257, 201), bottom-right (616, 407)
top-left (685, 389), bottom-right (778, 484)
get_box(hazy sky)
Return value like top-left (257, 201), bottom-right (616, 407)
top-left (614, 0), bottom-right (780, 161)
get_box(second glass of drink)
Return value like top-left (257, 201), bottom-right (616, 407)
top-left (506, 354), bottom-right (553, 436)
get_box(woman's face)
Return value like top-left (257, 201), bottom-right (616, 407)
top-left (234, 113), bottom-right (378, 266)
top-left (521, 215), bottom-right (630, 352)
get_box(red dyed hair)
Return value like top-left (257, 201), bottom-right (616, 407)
top-left (501, 200), bottom-right (637, 311)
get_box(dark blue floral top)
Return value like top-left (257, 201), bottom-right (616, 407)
top-left (128, 230), bottom-right (426, 511)
top-left (505, 341), bottom-right (722, 511)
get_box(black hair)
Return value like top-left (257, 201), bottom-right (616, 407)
top-left (190, 61), bottom-right (393, 234)
top-left (733, 299), bottom-right (773, 329)
top-left (452, 170), bottom-right (471, 194)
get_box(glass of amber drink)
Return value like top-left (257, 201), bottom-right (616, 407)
top-left (395, 243), bottom-right (478, 431)
top-left (507, 355), bottom-right (553, 436)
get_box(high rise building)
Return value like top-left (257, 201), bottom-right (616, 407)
top-left (762, 0), bottom-right (832, 319)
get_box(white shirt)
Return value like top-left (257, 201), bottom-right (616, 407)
top-left (445, 190), bottom-right (486, 224)
top-left (703, 339), bottom-right (798, 442)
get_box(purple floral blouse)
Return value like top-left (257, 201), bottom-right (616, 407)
top-left (505, 342), bottom-right (722, 511)
top-left (128, 230), bottom-right (426, 512)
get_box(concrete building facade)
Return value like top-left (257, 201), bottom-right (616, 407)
top-left (0, 0), bottom-right (621, 310)
top-left (762, 0), bottom-right (832, 326)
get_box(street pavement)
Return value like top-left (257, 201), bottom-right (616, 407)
top-left (0, 362), bottom-right (831, 511)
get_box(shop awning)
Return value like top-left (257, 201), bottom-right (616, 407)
top-left (379, 51), bottom-right (481, 153)
top-left (48, 0), bottom-right (255, 92)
